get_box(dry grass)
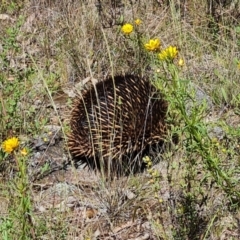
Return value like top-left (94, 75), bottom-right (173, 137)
top-left (0, 0), bottom-right (240, 239)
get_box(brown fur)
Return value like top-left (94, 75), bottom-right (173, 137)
top-left (68, 75), bottom-right (168, 175)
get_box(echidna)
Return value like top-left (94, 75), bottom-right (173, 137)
top-left (68, 75), bottom-right (168, 175)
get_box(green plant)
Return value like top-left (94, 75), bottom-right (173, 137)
top-left (0, 0), bottom-right (24, 13)
top-left (0, 16), bottom-right (42, 137)
top-left (0, 137), bottom-right (34, 239)
top-left (0, 217), bottom-right (13, 240)
top-left (120, 16), bottom-right (240, 237)
top-left (158, 61), bottom-right (239, 198)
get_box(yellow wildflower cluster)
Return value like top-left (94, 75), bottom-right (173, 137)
top-left (144, 38), bottom-right (179, 63)
top-left (121, 18), bottom-right (142, 35)
top-left (121, 18), bottom-right (182, 65)
top-left (143, 156), bottom-right (159, 180)
top-left (211, 137), bottom-right (227, 154)
top-left (143, 156), bottom-right (162, 203)
top-left (1, 137), bottom-right (19, 154)
top-left (143, 155), bottom-right (152, 168)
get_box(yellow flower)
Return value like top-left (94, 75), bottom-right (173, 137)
top-left (134, 19), bottom-right (142, 25)
top-left (148, 179), bottom-right (154, 184)
top-left (178, 58), bottom-right (184, 66)
top-left (121, 23), bottom-right (133, 35)
top-left (159, 46), bottom-right (178, 61)
top-left (147, 161), bottom-right (152, 167)
top-left (20, 148), bottom-right (28, 156)
top-left (1, 137), bottom-right (19, 154)
top-left (222, 148), bottom-right (227, 153)
top-left (147, 168), bottom-right (153, 174)
top-left (144, 39), bottom-right (161, 51)
top-left (143, 156), bottom-right (151, 163)
top-left (151, 170), bottom-right (158, 177)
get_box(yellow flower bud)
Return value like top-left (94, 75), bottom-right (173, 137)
top-left (134, 19), bottom-right (142, 25)
top-left (178, 58), bottom-right (184, 66)
top-left (20, 148), bottom-right (28, 156)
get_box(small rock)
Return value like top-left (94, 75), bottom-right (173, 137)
top-left (37, 205), bottom-right (46, 212)
top-left (124, 190), bottom-right (136, 200)
top-left (208, 126), bottom-right (225, 140)
top-left (186, 83), bottom-right (213, 115)
top-left (132, 233), bottom-right (150, 240)
top-left (0, 14), bottom-right (14, 21)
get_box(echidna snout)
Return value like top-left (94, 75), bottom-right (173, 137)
top-left (68, 75), bottom-right (168, 174)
